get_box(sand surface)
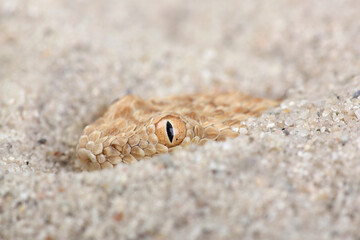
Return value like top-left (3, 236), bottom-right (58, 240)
top-left (1, 0), bottom-right (360, 239)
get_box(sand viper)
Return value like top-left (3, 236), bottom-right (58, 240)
top-left (76, 92), bottom-right (279, 170)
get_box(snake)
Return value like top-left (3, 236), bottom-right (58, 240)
top-left (76, 92), bottom-right (279, 171)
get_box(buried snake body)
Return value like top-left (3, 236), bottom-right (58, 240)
top-left (76, 92), bottom-right (279, 171)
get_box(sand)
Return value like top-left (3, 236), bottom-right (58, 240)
top-left (1, 0), bottom-right (360, 239)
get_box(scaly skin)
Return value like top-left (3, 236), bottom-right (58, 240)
top-left (76, 92), bottom-right (279, 170)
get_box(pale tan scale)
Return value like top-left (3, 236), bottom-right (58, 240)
top-left (79, 135), bottom-right (89, 148)
top-left (168, 146), bottom-right (182, 153)
top-left (89, 131), bottom-right (101, 142)
top-left (191, 136), bottom-right (200, 144)
top-left (138, 128), bottom-right (149, 141)
top-left (85, 141), bottom-right (95, 151)
top-left (156, 144), bottom-right (168, 154)
top-left (152, 115), bottom-right (165, 123)
top-left (199, 115), bottom-right (207, 123)
top-left (90, 162), bottom-right (101, 170)
top-left (97, 136), bottom-right (108, 145)
top-left (223, 119), bottom-right (240, 126)
top-left (213, 109), bottom-right (225, 116)
top-left (92, 143), bottom-right (103, 155)
top-left (186, 129), bottom-right (194, 139)
top-left (144, 144), bottom-right (156, 156)
top-left (194, 125), bottom-right (204, 138)
top-left (76, 92), bottom-right (279, 170)
top-left (185, 123), bottom-right (193, 130)
top-left (130, 146), bottom-right (145, 159)
top-left (217, 130), bottom-right (233, 141)
top-left (146, 125), bottom-right (155, 134)
top-left (116, 119), bottom-right (127, 129)
top-left (96, 154), bottom-right (106, 164)
top-left (181, 137), bottom-right (191, 147)
top-left (111, 138), bottom-right (121, 147)
top-left (138, 140), bottom-right (148, 149)
top-left (203, 105), bottom-right (213, 115)
top-left (128, 135), bottom-right (140, 147)
top-left (113, 144), bottom-right (123, 153)
top-left (115, 136), bottom-right (127, 147)
top-left (215, 123), bottom-right (230, 131)
top-left (199, 138), bottom-right (208, 146)
top-left (84, 125), bottom-right (95, 135)
top-left (103, 136), bottom-right (116, 148)
top-left (202, 121), bottom-right (213, 128)
top-left (123, 154), bottom-right (136, 164)
top-left (204, 126), bottom-right (220, 140)
top-left (103, 146), bottom-right (120, 156)
top-left (185, 112), bottom-right (198, 120)
top-left (187, 118), bottom-right (199, 127)
top-left (122, 144), bottom-right (131, 155)
top-left (219, 128), bottom-right (239, 139)
top-left (78, 148), bottom-right (96, 163)
top-left (107, 156), bottom-right (122, 165)
top-left (126, 123), bottom-right (136, 133)
top-left (148, 134), bottom-right (158, 145)
top-left (101, 162), bottom-right (113, 169)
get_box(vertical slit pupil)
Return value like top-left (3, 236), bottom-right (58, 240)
top-left (166, 121), bottom-right (174, 142)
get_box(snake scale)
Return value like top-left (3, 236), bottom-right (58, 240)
top-left (76, 92), bottom-right (279, 170)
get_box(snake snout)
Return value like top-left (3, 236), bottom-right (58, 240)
top-left (76, 128), bottom-right (116, 170)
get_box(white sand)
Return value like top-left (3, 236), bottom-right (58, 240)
top-left (1, 0), bottom-right (360, 239)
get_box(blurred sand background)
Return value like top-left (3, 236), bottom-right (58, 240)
top-left (1, 0), bottom-right (360, 239)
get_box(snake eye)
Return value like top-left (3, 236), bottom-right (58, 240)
top-left (166, 121), bottom-right (174, 142)
top-left (155, 116), bottom-right (186, 147)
